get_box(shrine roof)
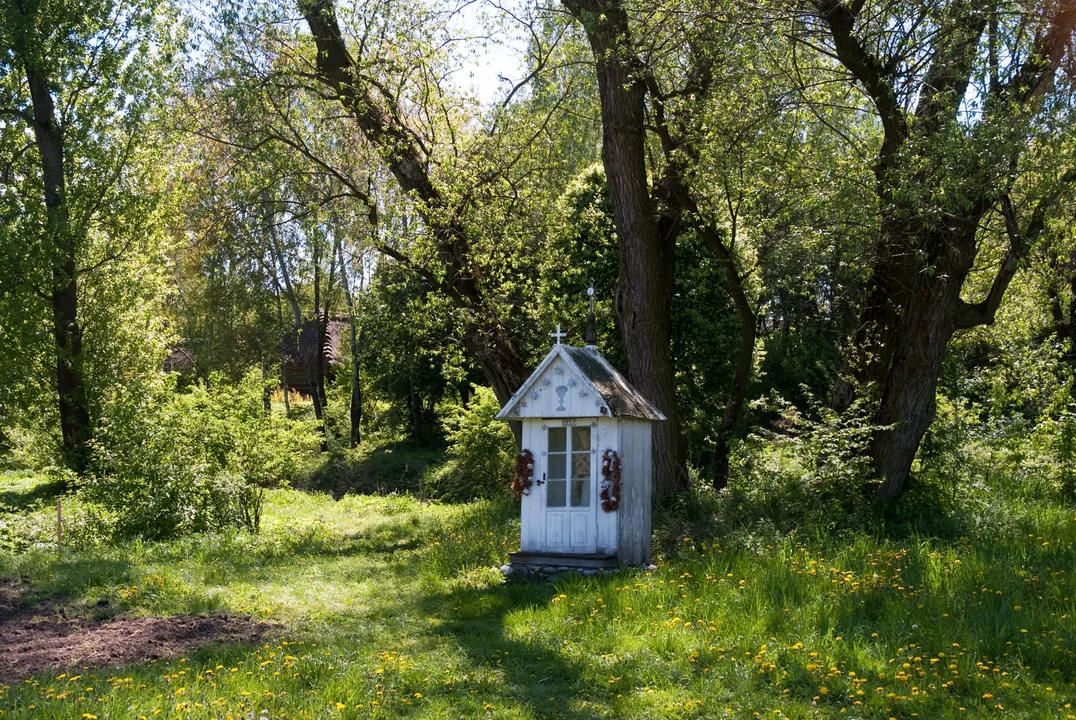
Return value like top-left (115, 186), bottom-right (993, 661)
top-left (495, 344), bottom-right (666, 422)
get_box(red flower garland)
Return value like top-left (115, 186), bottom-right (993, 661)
top-left (511, 450), bottom-right (535, 500)
top-left (600, 449), bottom-right (621, 512)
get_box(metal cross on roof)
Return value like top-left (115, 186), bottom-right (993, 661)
top-left (550, 324), bottom-right (567, 345)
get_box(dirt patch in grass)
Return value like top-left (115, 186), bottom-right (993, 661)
top-left (0, 582), bottom-right (269, 682)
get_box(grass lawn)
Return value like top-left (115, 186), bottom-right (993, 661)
top-left (1, 472), bottom-right (1075, 719)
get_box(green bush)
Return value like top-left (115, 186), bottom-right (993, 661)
top-left (720, 392), bottom-right (881, 533)
top-left (424, 388), bottom-right (514, 500)
top-left (89, 369), bottom-right (319, 539)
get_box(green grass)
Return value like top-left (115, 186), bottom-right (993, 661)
top-left (1, 473), bottom-right (1075, 719)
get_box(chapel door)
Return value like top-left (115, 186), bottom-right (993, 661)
top-left (544, 423), bottom-right (596, 554)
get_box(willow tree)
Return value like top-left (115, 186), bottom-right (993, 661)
top-left (187, 0), bottom-right (591, 446)
top-left (292, 1), bottom-right (593, 429)
top-left (802, 0), bottom-right (1076, 498)
top-left (560, 0), bottom-right (838, 490)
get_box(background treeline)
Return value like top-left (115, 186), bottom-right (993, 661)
top-left (1, 0), bottom-right (1075, 543)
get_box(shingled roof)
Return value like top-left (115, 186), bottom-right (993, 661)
top-left (495, 344), bottom-right (665, 421)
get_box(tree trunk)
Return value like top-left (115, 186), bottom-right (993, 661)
top-left (265, 199), bottom-right (325, 421)
top-left (562, 0), bottom-right (685, 493)
top-left (337, 242), bottom-right (362, 446)
top-left (317, 233), bottom-right (341, 413)
top-left (281, 372), bottom-right (292, 416)
top-left (695, 219), bottom-right (757, 490)
top-left (261, 362), bottom-right (273, 413)
top-left (868, 279), bottom-right (959, 499)
top-left (299, 1), bottom-right (533, 436)
top-left (814, 0), bottom-right (1076, 502)
top-left (274, 285), bottom-right (292, 416)
top-left (310, 241), bottom-right (327, 417)
top-left (26, 67), bottom-right (91, 478)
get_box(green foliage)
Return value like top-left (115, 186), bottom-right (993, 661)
top-left (0, 0), bottom-right (182, 465)
top-left (669, 392), bottom-right (883, 538)
top-left (89, 370), bottom-right (318, 539)
top-left (426, 387), bottom-right (515, 501)
top-left (298, 442), bottom-right (447, 498)
top-left (357, 262), bottom-right (470, 446)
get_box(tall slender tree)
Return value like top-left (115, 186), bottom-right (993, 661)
top-left (0, 0), bottom-right (172, 475)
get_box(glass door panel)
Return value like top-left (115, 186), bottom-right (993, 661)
top-left (570, 426), bottom-right (591, 507)
top-left (547, 427), bottom-right (567, 507)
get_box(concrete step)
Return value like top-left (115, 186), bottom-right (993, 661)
top-left (508, 551), bottom-right (618, 569)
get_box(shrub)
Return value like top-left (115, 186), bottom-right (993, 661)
top-left (89, 369), bottom-right (319, 539)
top-left (424, 388), bottom-right (514, 500)
top-left (721, 392), bottom-right (881, 533)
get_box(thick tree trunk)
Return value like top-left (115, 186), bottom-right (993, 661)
top-left (868, 280), bottom-right (959, 499)
top-left (816, 0), bottom-right (1076, 503)
top-left (563, 0), bottom-right (686, 493)
top-left (26, 67), bottom-right (91, 477)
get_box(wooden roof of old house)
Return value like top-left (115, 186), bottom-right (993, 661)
top-left (283, 317), bottom-right (348, 365)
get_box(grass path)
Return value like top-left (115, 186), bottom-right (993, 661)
top-left (1, 480), bottom-right (1075, 718)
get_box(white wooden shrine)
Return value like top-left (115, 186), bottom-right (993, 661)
top-left (496, 324), bottom-right (664, 568)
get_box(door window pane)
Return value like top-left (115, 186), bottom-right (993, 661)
top-left (547, 479), bottom-right (566, 507)
top-left (571, 452), bottom-right (590, 479)
top-left (548, 427), bottom-right (566, 452)
top-left (570, 478), bottom-right (590, 507)
top-left (548, 453), bottom-right (566, 479)
top-left (572, 426), bottom-right (590, 451)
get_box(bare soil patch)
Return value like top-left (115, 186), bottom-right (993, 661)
top-left (0, 582), bottom-right (269, 682)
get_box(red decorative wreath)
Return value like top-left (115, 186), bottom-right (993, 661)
top-left (600, 449), bottom-right (621, 512)
top-left (511, 450), bottom-right (535, 500)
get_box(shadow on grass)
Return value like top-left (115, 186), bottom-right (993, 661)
top-left (0, 477), bottom-right (65, 513)
top-left (7, 553), bottom-right (137, 609)
top-left (415, 578), bottom-right (610, 719)
top-left (299, 443), bottom-right (447, 499)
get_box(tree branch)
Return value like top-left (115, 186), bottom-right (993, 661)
top-left (955, 168), bottom-right (1076, 329)
top-left (913, 1), bottom-right (987, 131)
top-left (812, 0), bottom-right (908, 165)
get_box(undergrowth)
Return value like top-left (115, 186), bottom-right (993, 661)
top-left (1, 461), bottom-right (1074, 719)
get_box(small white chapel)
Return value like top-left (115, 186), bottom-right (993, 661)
top-left (496, 291), bottom-right (664, 569)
